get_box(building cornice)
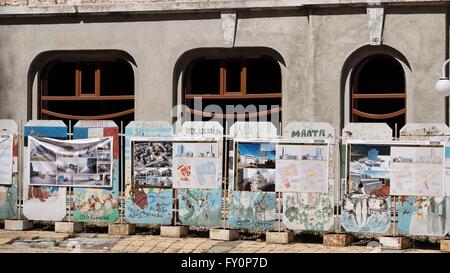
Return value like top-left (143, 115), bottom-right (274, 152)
top-left (0, 0), bottom-right (448, 17)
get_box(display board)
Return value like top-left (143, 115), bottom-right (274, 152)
top-left (124, 121), bottom-right (174, 225)
top-left (341, 123), bottom-right (392, 234)
top-left (131, 138), bottom-right (222, 190)
top-left (175, 121), bottom-right (224, 228)
top-left (72, 120), bottom-right (120, 223)
top-left (280, 122), bottom-right (335, 232)
top-left (28, 136), bottom-right (113, 187)
top-left (227, 122), bottom-right (277, 230)
top-left (0, 134), bottom-right (13, 185)
top-left (396, 123), bottom-right (450, 236)
top-left (23, 120), bottom-right (67, 221)
top-left (0, 120), bottom-right (18, 220)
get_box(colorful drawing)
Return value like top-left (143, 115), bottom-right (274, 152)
top-left (173, 142), bottom-right (219, 189)
top-left (391, 146), bottom-right (444, 196)
top-left (23, 121), bottom-right (67, 221)
top-left (397, 196), bottom-right (450, 236)
top-left (178, 189), bottom-right (222, 227)
top-left (341, 194), bottom-right (391, 233)
top-left (0, 177), bottom-right (17, 219)
top-left (228, 191), bottom-right (276, 229)
top-left (283, 192), bottom-right (333, 231)
top-left (276, 144), bottom-right (328, 192)
top-left (125, 188), bottom-right (173, 224)
top-left (73, 186), bottom-right (119, 222)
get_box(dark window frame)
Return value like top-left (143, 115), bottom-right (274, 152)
top-left (350, 54), bottom-right (407, 131)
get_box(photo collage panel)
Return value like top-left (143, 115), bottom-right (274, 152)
top-left (236, 142), bottom-right (276, 192)
top-left (29, 136), bottom-right (113, 187)
top-left (133, 141), bottom-right (173, 189)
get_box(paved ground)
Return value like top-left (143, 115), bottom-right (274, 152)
top-left (0, 230), bottom-right (443, 253)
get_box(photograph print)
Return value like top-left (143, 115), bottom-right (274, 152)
top-left (236, 142), bottom-right (276, 192)
top-left (349, 144), bottom-right (391, 196)
top-left (133, 141), bottom-right (173, 189)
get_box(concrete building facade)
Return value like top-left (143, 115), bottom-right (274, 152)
top-left (0, 0), bottom-right (449, 135)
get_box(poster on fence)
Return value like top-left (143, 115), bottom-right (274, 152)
top-left (0, 135), bottom-right (13, 185)
top-left (28, 136), bottom-right (113, 187)
top-left (178, 189), bottom-right (222, 227)
top-left (390, 146), bottom-right (445, 196)
top-left (235, 142), bottom-right (276, 192)
top-left (173, 142), bottom-right (220, 189)
top-left (275, 144), bottom-right (328, 193)
top-left (133, 141), bottom-right (173, 188)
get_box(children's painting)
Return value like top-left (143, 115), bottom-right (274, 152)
top-left (73, 187), bottom-right (119, 222)
top-left (236, 142), bottom-right (276, 192)
top-left (178, 189), bottom-right (222, 227)
top-left (228, 191), bottom-right (276, 229)
top-left (173, 142), bottom-right (220, 189)
top-left (125, 188), bottom-right (173, 224)
top-left (390, 146), bottom-right (444, 196)
top-left (283, 192), bottom-right (333, 231)
top-left (276, 144), bottom-right (328, 193)
top-left (397, 196), bottom-right (450, 236)
top-left (341, 194), bottom-right (391, 233)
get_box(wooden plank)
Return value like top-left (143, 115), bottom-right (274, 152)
top-left (185, 93), bottom-right (281, 100)
top-left (41, 108), bottom-right (134, 120)
top-left (352, 108), bottom-right (406, 119)
top-left (41, 95), bottom-right (135, 101)
top-left (352, 93), bottom-right (406, 99)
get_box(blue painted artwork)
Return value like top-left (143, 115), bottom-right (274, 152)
top-left (397, 196), bottom-right (450, 236)
top-left (178, 189), bottom-right (222, 227)
top-left (125, 188), bottom-right (173, 225)
top-left (341, 194), bottom-right (391, 233)
top-left (0, 176), bottom-right (17, 220)
top-left (228, 191), bottom-right (276, 229)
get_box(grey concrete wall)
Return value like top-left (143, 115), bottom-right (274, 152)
top-left (0, 5), bottom-right (448, 130)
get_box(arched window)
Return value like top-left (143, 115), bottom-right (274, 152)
top-left (351, 55), bottom-right (406, 133)
top-left (183, 56), bottom-right (282, 126)
top-left (39, 59), bottom-right (135, 126)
